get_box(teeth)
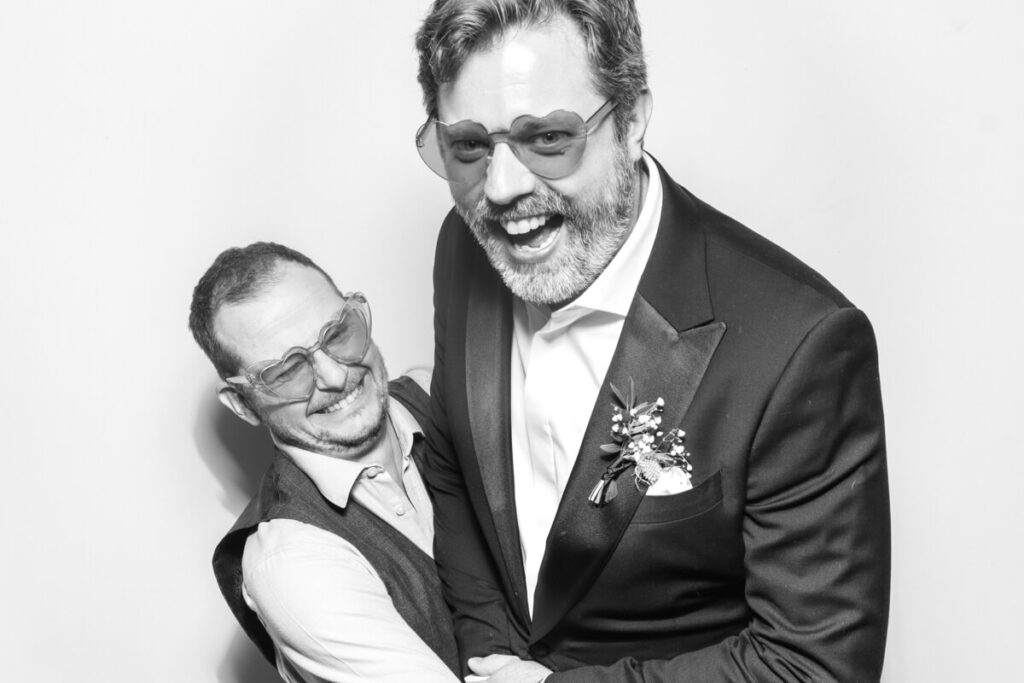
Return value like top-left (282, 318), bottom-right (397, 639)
top-left (510, 226), bottom-right (559, 252)
top-left (322, 382), bottom-right (362, 414)
top-left (502, 214), bottom-right (549, 235)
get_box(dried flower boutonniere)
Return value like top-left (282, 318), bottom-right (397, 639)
top-left (588, 379), bottom-right (693, 507)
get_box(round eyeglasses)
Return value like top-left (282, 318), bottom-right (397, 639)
top-left (225, 293), bottom-right (372, 402)
top-left (415, 99), bottom-right (617, 185)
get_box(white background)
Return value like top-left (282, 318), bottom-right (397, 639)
top-left (1, 1), bottom-right (1021, 681)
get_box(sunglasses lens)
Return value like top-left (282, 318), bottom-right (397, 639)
top-left (418, 120), bottom-right (493, 185)
top-left (441, 123), bottom-right (492, 163)
top-left (260, 353), bottom-right (314, 400)
top-left (416, 120), bottom-right (448, 179)
top-left (510, 110), bottom-right (587, 179)
top-left (323, 308), bottom-right (369, 364)
top-left (417, 111), bottom-right (590, 183)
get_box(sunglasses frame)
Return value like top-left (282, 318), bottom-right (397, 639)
top-left (224, 292), bottom-right (372, 402)
top-left (415, 99), bottom-right (617, 183)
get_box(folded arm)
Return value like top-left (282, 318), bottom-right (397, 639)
top-left (425, 220), bottom-right (527, 670)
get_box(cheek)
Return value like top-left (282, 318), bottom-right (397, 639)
top-left (451, 181), bottom-right (484, 211)
top-left (570, 132), bottom-right (623, 187)
top-left (545, 147), bottom-right (618, 204)
top-left (267, 404), bottom-right (310, 431)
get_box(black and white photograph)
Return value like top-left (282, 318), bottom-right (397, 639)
top-left (1, 1), bottom-right (1021, 681)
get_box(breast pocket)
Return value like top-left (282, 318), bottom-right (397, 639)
top-left (630, 469), bottom-right (723, 524)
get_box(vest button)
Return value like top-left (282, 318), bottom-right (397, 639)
top-left (530, 641), bottom-right (551, 658)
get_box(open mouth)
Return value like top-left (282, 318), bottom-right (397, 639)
top-left (316, 376), bottom-right (365, 415)
top-left (501, 213), bottom-right (564, 253)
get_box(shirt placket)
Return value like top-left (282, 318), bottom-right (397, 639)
top-left (519, 306), bottom-right (591, 613)
top-left (361, 466), bottom-right (429, 553)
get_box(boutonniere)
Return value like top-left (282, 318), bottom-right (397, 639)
top-left (588, 379), bottom-right (693, 507)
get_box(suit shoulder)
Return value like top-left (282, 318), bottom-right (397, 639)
top-left (436, 208), bottom-right (474, 251)
top-left (681, 188), bottom-right (855, 315)
top-left (434, 208), bottom-right (483, 277)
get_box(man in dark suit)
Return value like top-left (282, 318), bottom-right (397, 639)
top-left (414, 1), bottom-right (890, 681)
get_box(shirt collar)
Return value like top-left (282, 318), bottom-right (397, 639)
top-left (525, 153), bottom-right (663, 328)
top-left (270, 398), bottom-right (423, 509)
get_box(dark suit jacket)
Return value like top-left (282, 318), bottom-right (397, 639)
top-left (424, 160), bottom-right (890, 682)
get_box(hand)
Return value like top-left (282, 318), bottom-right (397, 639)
top-left (467, 654), bottom-right (552, 683)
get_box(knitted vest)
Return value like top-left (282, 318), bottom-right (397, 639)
top-left (211, 376), bottom-right (459, 674)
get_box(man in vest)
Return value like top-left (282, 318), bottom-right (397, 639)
top-left (189, 242), bottom-right (460, 683)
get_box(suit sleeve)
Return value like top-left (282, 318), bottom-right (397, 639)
top-left (423, 218), bottom-right (526, 671)
top-left (547, 307), bottom-right (891, 683)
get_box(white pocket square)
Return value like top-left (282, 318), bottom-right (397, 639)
top-left (645, 466), bottom-right (693, 496)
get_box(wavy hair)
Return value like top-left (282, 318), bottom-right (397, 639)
top-left (416, 0), bottom-right (647, 138)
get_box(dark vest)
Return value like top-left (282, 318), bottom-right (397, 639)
top-left (211, 376), bottom-right (459, 674)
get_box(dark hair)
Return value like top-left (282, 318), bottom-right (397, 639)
top-left (189, 242), bottom-right (338, 378)
top-left (415, 0), bottom-right (647, 138)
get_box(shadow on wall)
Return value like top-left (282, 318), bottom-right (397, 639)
top-left (194, 386), bottom-right (275, 512)
top-left (217, 630), bottom-right (281, 683)
top-left (193, 386), bottom-right (279, 683)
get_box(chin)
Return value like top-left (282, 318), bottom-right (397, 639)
top-left (277, 393), bottom-right (388, 455)
top-left (460, 139), bottom-right (641, 306)
top-left (331, 394), bottom-right (389, 450)
top-left (308, 413), bottom-right (386, 454)
top-left (484, 231), bottom-right (615, 305)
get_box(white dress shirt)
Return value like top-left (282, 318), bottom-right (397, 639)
top-left (241, 398), bottom-right (459, 683)
top-left (511, 156), bottom-right (663, 615)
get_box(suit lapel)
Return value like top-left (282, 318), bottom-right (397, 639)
top-left (531, 160), bottom-right (726, 639)
top-left (531, 303), bottom-right (725, 638)
top-left (464, 255), bottom-right (531, 623)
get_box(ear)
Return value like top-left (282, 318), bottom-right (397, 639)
top-left (217, 384), bottom-right (263, 427)
top-left (624, 89), bottom-right (654, 163)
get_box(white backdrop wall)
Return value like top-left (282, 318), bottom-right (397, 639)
top-left (1, 2), bottom-right (1021, 681)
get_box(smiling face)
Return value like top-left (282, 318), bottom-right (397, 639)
top-left (214, 262), bottom-right (389, 458)
top-left (437, 14), bottom-right (648, 306)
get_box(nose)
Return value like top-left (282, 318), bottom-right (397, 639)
top-left (483, 142), bottom-right (536, 206)
top-left (311, 350), bottom-right (349, 392)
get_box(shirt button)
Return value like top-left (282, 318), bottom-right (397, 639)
top-left (394, 504), bottom-right (407, 516)
top-left (366, 467), bottom-right (383, 479)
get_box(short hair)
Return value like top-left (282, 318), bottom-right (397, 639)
top-left (189, 242), bottom-right (339, 379)
top-left (415, 0), bottom-right (648, 138)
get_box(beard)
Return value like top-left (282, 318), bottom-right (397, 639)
top-left (307, 390), bottom-right (389, 454)
top-left (454, 141), bottom-right (640, 306)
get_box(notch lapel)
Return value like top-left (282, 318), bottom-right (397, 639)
top-left (531, 159), bottom-right (726, 640)
top-left (531, 298), bottom-right (726, 639)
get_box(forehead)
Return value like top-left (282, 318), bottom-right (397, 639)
top-left (437, 15), bottom-right (602, 128)
top-left (214, 262), bottom-right (345, 366)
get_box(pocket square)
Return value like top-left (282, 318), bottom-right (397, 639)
top-left (589, 382), bottom-right (696, 507)
top-left (645, 466), bottom-right (694, 496)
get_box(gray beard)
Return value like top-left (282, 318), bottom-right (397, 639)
top-left (457, 145), bottom-right (640, 306)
